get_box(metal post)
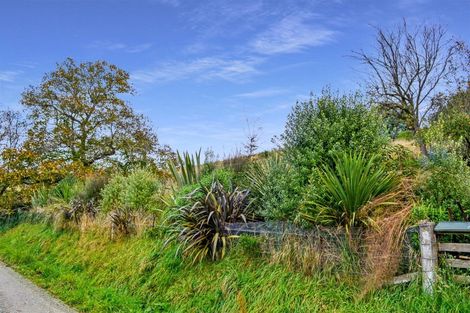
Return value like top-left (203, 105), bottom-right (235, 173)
top-left (419, 221), bottom-right (438, 294)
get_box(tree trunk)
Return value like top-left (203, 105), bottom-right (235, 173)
top-left (418, 139), bottom-right (429, 157)
top-left (413, 122), bottom-right (429, 157)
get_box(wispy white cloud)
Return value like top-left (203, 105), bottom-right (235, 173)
top-left (88, 41), bottom-right (152, 53)
top-left (183, 42), bottom-right (212, 55)
top-left (234, 88), bottom-right (289, 98)
top-left (161, 123), bottom-right (245, 141)
top-left (132, 57), bottom-right (262, 83)
top-left (250, 14), bottom-right (336, 55)
top-left (186, 0), bottom-right (265, 37)
top-left (397, 0), bottom-right (429, 9)
top-left (149, 0), bottom-right (180, 7)
top-left (126, 43), bottom-right (153, 53)
top-left (0, 70), bottom-right (22, 82)
top-left (11, 61), bottom-right (37, 69)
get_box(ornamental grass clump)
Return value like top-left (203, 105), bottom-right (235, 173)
top-left (168, 150), bottom-right (202, 187)
top-left (302, 152), bottom-right (398, 232)
top-left (168, 180), bottom-right (253, 263)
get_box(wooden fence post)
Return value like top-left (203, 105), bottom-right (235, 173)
top-left (419, 221), bottom-right (438, 294)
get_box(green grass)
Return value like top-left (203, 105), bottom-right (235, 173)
top-left (0, 221), bottom-right (469, 312)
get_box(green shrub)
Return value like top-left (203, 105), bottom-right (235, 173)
top-left (199, 168), bottom-right (234, 191)
top-left (167, 180), bottom-right (253, 263)
top-left (100, 169), bottom-right (164, 214)
top-left (382, 144), bottom-right (420, 177)
top-left (302, 152), bottom-right (398, 230)
top-left (30, 176), bottom-right (79, 212)
top-left (411, 203), bottom-right (448, 223)
top-left (246, 153), bottom-right (302, 221)
top-left (100, 175), bottom-right (127, 213)
top-left (281, 89), bottom-right (389, 180)
top-left (426, 89), bottom-right (470, 164)
top-left (125, 170), bottom-right (163, 212)
top-left (417, 150), bottom-right (470, 221)
top-left (396, 130), bottom-right (414, 140)
top-left (30, 176), bottom-right (105, 226)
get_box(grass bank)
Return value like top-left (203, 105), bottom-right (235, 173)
top-left (0, 221), bottom-right (469, 312)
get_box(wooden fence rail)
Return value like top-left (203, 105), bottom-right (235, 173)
top-left (418, 221), bottom-right (470, 293)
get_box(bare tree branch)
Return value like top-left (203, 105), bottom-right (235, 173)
top-left (352, 20), bottom-right (458, 155)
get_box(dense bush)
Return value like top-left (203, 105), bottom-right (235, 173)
top-left (425, 109), bottom-right (470, 165)
top-left (417, 150), bottom-right (470, 221)
top-left (302, 152), bottom-right (398, 230)
top-left (30, 175), bottom-right (107, 226)
top-left (426, 89), bottom-right (469, 164)
top-left (382, 143), bottom-right (420, 177)
top-left (65, 175), bottom-right (108, 224)
top-left (410, 203), bottom-right (448, 223)
top-left (246, 153), bottom-right (302, 221)
top-left (199, 168), bottom-right (234, 191)
top-left (100, 168), bottom-right (164, 214)
top-left (168, 180), bottom-right (253, 263)
top-left (281, 90), bottom-right (390, 180)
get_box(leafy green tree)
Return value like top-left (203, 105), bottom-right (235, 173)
top-left (21, 58), bottom-right (158, 167)
top-left (281, 89), bottom-right (389, 181)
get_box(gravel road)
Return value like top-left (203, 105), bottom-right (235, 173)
top-left (0, 262), bottom-right (76, 313)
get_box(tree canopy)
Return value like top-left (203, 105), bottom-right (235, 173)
top-left (21, 58), bottom-right (158, 167)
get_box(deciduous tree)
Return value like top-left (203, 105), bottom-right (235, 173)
top-left (0, 109), bottom-right (26, 151)
top-left (21, 58), bottom-right (158, 167)
top-left (354, 20), bottom-right (458, 155)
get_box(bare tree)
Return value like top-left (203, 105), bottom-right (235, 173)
top-left (0, 109), bottom-right (26, 150)
top-left (203, 147), bottom-right (216, 164)
top-left (354, 20), bottom-right (458, 155)
top-left (243, 118), bottom-right (262, 156)
top-left (452, 41), bottom-right (470, 88)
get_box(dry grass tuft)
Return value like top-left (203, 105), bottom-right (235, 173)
top-left (263, 228), bottom-right (349, 276)
top-left (108, 210), bottom-right (156, 240)
top-left (360, 179), bottom-right (415, 296)
top-left (392, 139), bottom-right (421, 157)
top-left (236, 291), bottom-right (248, 313)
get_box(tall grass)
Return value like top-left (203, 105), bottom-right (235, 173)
top-left (31, 186), bottom-right (50, 208)
top-left (0, 222), bottom-right (469, 313)
top-left (49, 176), bottom-right (79, 204)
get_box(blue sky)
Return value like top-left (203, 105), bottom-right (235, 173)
top-left (1, 0), bottom-right (469, 157)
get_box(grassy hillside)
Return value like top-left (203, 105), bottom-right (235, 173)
top-left (0, 220), bottom-right (469, 313)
